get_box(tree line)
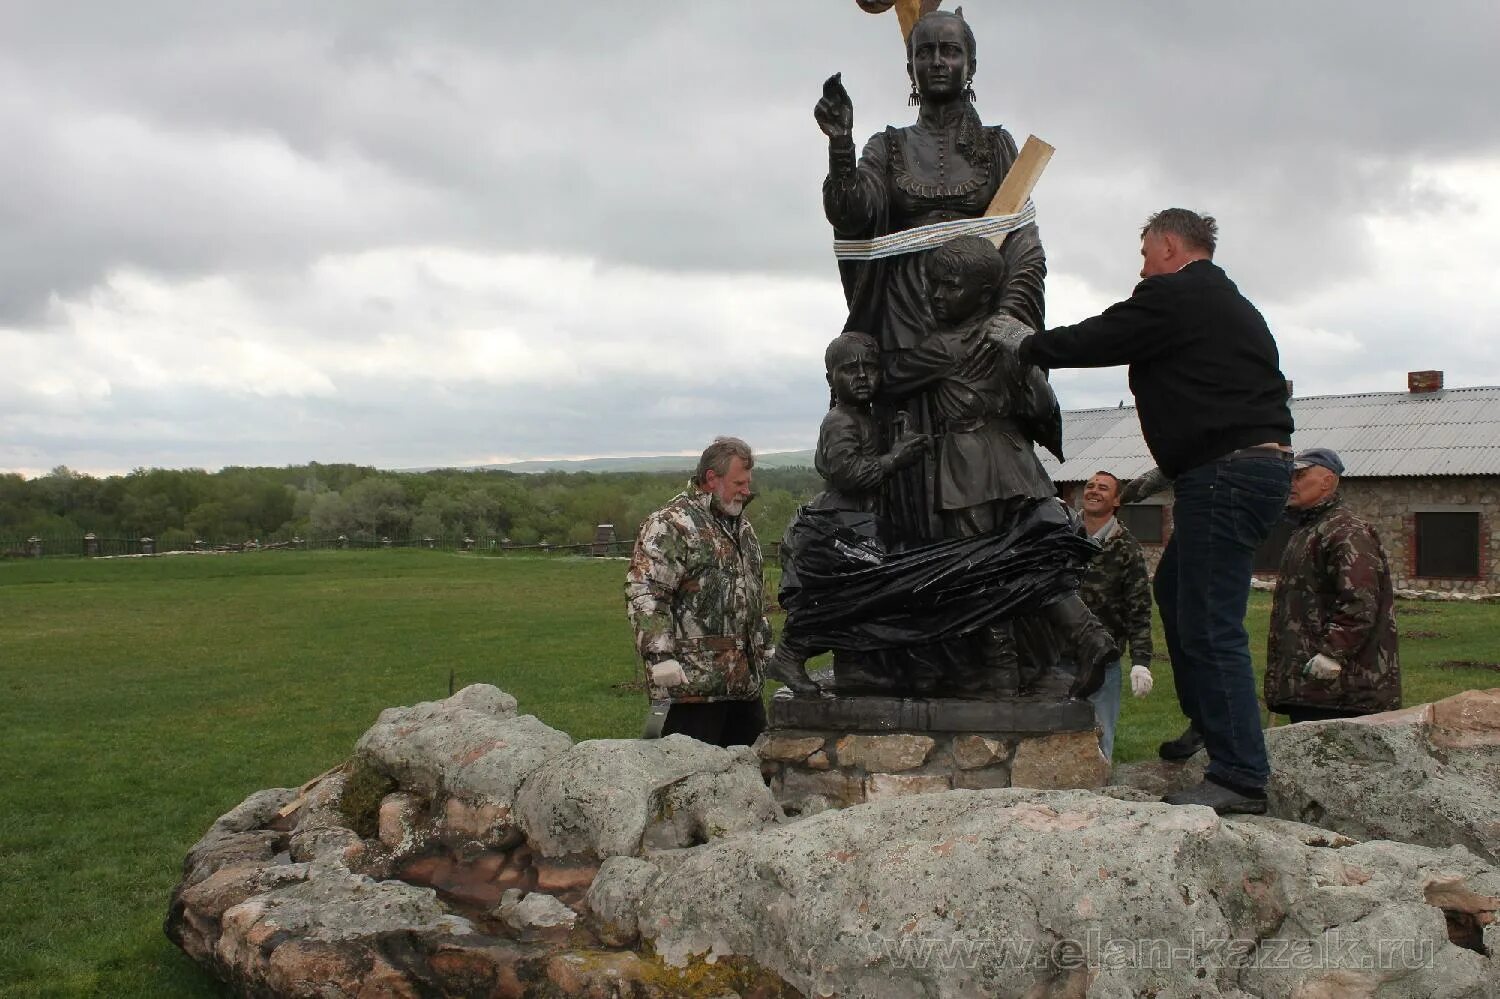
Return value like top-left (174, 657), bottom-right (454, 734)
top-left (0, 463), bottom-right (824, 554)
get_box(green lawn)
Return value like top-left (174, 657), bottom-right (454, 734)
top-left (0, 551), bottom-right (1494, 997)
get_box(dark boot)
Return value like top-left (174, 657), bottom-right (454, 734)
top-left (1045, 595), bottom-right (1119, 699)
top-left (765, 641), bottom-right (822, 697)
top-left (980, 622), bottom-right (1021, 697)
top-left (1157, 722), bottom-right (1205, 761)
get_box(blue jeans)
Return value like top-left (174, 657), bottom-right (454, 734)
top-left (1087, 659), bottom-right (1123, 761)
top-left (1153, 451), bottom-right (1291, 790)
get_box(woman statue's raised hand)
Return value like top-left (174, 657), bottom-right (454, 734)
top-left (814, 72), bottom-right (854, 140)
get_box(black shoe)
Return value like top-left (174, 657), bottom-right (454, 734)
top-left (765, 646), bottom-right (821, 698)
top-left (1162, 778), bottom-right (1267, 815)
top-left (1157, 723), bottom-right (1205, 761)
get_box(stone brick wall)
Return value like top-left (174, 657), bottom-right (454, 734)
top-left (1339, 477), bottom-right (1498, 595)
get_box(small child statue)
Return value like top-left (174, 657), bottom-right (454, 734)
top-left (764, 331), bottom-right (929, 695)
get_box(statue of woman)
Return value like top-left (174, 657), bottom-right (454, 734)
top-left (816, 7), bottom-right (1046, 546)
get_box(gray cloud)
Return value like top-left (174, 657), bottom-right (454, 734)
top-left (2, 1), bottom-right (1498, 470)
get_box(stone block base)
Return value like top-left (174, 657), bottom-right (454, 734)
top-left (756, 725), bottom-right (1108, 813)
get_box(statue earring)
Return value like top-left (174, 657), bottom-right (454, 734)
top-left (908, 80), bottom-right (921, 106)
top-left (963, 79), bottom-right (976, 103)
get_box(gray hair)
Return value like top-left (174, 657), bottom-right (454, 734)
top-left (1140, 208), bottom-right (1218, 256)
top-left (693, 436), bottom-right (754, 485)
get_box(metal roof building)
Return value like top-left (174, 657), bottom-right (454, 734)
top-left (1041, 376), bottom-right (1500, 595)
top-left (1041, 384), bottom-right (1500, 483)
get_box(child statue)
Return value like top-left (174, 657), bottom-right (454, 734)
top-left (881, 234), bottom-right (1115, 698)
top-left (764, 331), bottom-right (929, 695)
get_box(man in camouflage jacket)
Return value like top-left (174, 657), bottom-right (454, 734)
top-left (625, 437), bottom-right (773, 747)
top-left (1076, 471), bottom-right (1155, 759)
top-left (1266, 448), bottom-right (1400, 722)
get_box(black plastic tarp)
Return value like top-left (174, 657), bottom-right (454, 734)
top-left (778, 497), bottom-right (1098, 652)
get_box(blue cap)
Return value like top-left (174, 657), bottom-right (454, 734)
top-left (1294, 447), bottom-right (1345, 475)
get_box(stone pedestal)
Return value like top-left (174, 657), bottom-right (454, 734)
top-left (759, 690), bottom-right (1107, 813)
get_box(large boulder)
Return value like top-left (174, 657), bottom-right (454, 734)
top-left (353, 683), bottom-right (573, 847)
top-left (1264, 689), bottom-right (1500, 865)
top-left (609, 788), bottom-right (1498, 998)
top-left (1110, 689), bottom-right (1500, 866)
top-left (516, 734), bottom-right (781, 858)
top-left (170, 685), bottom-right (1500, 998)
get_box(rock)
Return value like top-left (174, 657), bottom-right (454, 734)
top-left (377, 791), bottom-right (427, 852)
top-left (515, 736), bottom-right (778, 858)
top-left (502, 892), bottom-right (578, 942)
top-left (951, 734), bottom-right (1006, 769)
top-left (209, 867), bottom-right (474, 994)
top-left (864, 772), bottom-right (950, 799)
top-left (353, 683), bottom-right (573, 847)
top-left (173, 787), bottom-right (297, 890)
top-left (170, 686), bottom-right (1500, 999)
top-left (585, 857), bottom-right (662, 947)
top-left (754, 733), bottom-right (825, 762)
top-left (1110, 756), bottom-right (1207, 796)
top-left (952, 766), bottom-right (1011, 790)
top-left (774, 768), bottom-right (864, 810)
top-left (834, 733), bottom-right (935, 771)
top-left (1011, 731), bottom-right (1109, 789)
top-left (1264, 688), bottom-right (1500, 864)
top-left (633, 788), bottom-right (1500, 998)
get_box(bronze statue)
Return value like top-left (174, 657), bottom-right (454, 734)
top-left (817, 7), bottom-right (1045, 545)
top-left (784, 8), bottom-right (1115, 702)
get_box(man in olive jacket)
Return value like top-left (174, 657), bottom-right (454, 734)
top-left (626, 437), bottom-right (774, 747)
top-left (1266, 448), bottom-right (1401, 722)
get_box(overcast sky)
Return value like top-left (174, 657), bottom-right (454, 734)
top-left (3, 1), bottom-right (1498, 476)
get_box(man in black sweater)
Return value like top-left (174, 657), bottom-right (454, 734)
top-left (1017, 209), bottom-right (1293, 814)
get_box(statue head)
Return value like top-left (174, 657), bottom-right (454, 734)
top-left (824, 331), bottom-right (880, 406)
top-left (927, 235), bottom-right (1006, 325)
top-left (907, 9), bottom-right (976, 103)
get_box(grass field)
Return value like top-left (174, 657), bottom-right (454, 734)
top-left (1, 551), bottom-right (1495, 997)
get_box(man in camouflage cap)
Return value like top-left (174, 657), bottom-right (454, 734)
top-left (1265, 447), bottom-right (1401, 723)
top-left (625, 436), bottom-right (773, 746)
top-left (1074, 470), bottom-right (1156, 760)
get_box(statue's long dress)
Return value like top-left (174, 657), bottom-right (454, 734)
top-left (823, 102), bottom-right (1051, 692)
top-left (823, 102), bottom-right (1047, 545)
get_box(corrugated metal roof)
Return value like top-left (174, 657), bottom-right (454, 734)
top-left (1040, 386), bottom-right (1500, 482)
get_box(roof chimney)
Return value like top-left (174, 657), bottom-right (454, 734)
top-left (1408, 370), bottom-right (1443, 394)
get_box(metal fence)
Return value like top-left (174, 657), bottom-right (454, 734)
top-left (0, 531), bottom-right (651, 560)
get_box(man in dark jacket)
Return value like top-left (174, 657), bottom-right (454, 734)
top-left (1265, 448), bottom-right (1401, 722)
top-left (1017, 208), bottom-right (1294, 814)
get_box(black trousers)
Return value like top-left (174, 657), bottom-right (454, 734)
top-left (661, 699), bottom-right (767, 748)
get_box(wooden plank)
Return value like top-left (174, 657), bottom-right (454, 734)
top-left (895, 0), bottom-right (924, 41)
top-left (986, 135), bottom-right (1054, 217)
top-left (273, 761), bottom-right (348, 819)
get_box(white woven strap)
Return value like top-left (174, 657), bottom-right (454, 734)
top-left (832, 200), bottom-right (1037, 261)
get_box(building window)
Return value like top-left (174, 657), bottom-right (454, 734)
top-left (1415, 512), bottom-right (1481, 578)
top-left (1118, 504), bottom-right (1164, 544)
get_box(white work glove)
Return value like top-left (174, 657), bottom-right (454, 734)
top-left (648, 658), bottom-right (687, 687)
top-left (1302, 653), bottom-right (1343, 681)
top-left (1130, 665), bottom-right (1154, 698)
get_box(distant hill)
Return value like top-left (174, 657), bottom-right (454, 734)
top-left (465, 449), bottom-right (815, 474)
